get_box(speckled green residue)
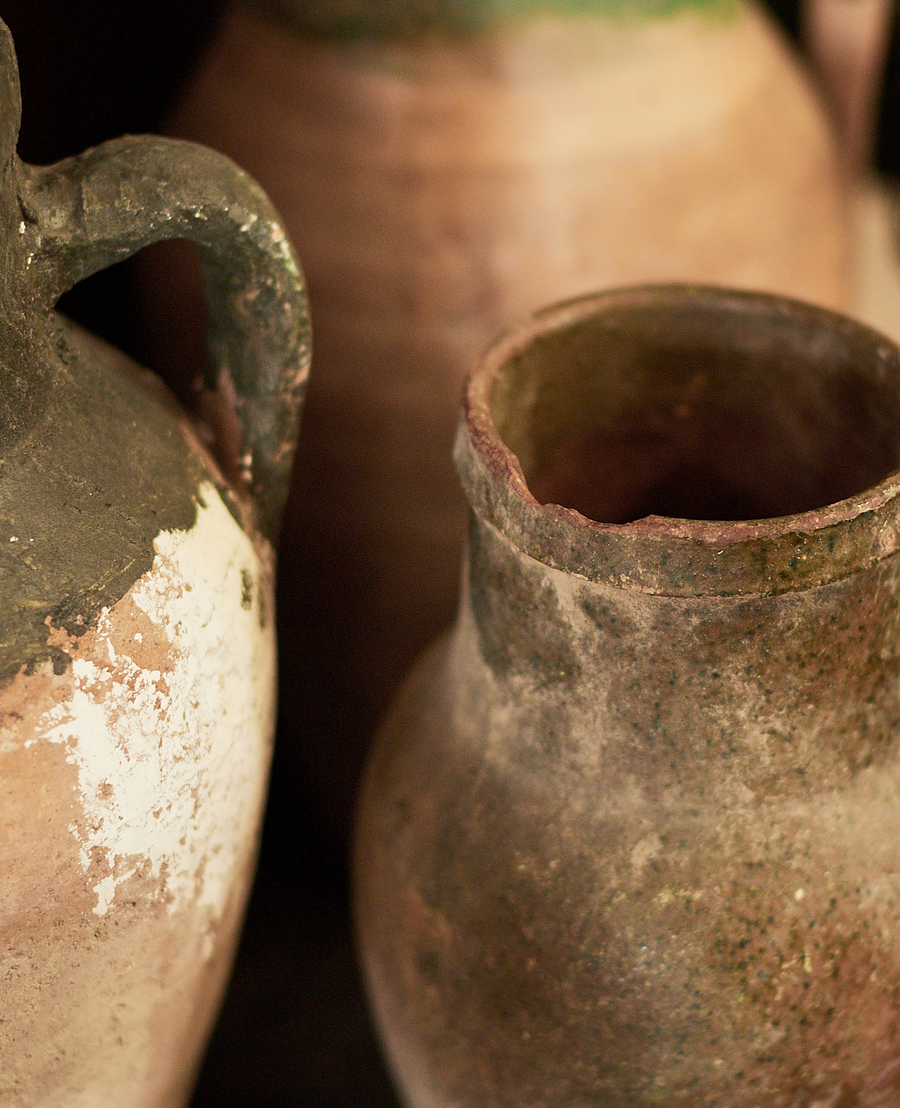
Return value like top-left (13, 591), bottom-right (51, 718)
top-left (250, 0), bottom-right (737, 37)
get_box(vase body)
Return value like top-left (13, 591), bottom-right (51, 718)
top-left (355, 286), bottom-right (900, 1106)
top-left (141, 0), bottom-right (850, 853)
top-left (0, 18), bottom-right (310, 1107)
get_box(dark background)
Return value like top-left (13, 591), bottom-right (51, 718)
top-left (1, 2), bottom-right (897, 1106)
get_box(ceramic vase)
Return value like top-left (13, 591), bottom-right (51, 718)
top-left (140, 0), bottom-right (850, 852)
top-left (356, 284), bottom-right (900, 1107)
top-left (0, 16), bottom-right (310, 1107)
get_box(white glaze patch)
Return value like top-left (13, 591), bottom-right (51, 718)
top-left (39, 482), bottom-right (275, 918)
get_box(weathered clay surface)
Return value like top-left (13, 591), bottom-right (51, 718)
top-left (0, 327), bottom-right (280, 1108)
top-left (355, 288), bottom-right (900, 1106)
top-left (0, 480), bottom-right (275, 1107)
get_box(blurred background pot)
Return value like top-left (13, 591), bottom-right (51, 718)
top-left (141, 0), bottom-right (850, 862)
top-left (356, 284), bottom-right (900, 1107)
top-left (0, 16), bottom-right (309, 1106)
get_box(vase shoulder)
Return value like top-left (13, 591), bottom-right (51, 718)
top-left (244, 0), bottom-right (737, 37)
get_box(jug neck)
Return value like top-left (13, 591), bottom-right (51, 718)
top-left (0, 16), bottom-right (56, 453)
top-left (0, 156), bottom-right (56, 452)
top-left (0, 148), bottom-right (65, 439)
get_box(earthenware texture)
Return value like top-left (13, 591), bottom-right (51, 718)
top-left (355, 285), bottom-right (900, 1107)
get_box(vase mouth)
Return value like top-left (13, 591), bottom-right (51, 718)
top-left (457, 284), bottom-right (900, 596)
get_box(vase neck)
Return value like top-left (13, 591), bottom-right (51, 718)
top-left (460, 505), bottom-right (900, 796)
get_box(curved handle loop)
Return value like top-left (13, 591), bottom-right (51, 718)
top-left (17, 136), bottom-right (310, 544)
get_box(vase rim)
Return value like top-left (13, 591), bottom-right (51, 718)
top-left (456, 284), bottom-right (900, 597)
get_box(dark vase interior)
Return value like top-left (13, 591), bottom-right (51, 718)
top-left (491, 294), bottom-right (900, 525)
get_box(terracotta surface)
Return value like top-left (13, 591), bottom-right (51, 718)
top-left (850, 175), bottom-right (900, 346)
top-left (356, 286), bottom-right (900, 1106)
top-left (142, 0), bottom-right (850, 856)
top-left (803, 0), bottom-right (893, 173)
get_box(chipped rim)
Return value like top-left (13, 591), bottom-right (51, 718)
top-left (455, 284), bottom-right (900, 597)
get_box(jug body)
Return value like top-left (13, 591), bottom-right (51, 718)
top-left (1, 328), bottom-right (276, 1107)
top-left (0, 18), bottom-right (310, 1106)
top-left (355, 286), bottom-right (900, 1106)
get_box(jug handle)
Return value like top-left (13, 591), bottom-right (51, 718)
top-left (16, 136), bottom-right (310, 545)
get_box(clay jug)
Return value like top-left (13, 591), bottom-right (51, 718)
top-left (355, 285), bottom-right (900, 1107)
top-left (140, 0), bottom-right (850, 854)
top-left (0, 17), bottom-right (310, 1108)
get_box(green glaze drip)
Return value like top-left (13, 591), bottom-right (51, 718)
top-left (243, 0), bottom-right (736, 38)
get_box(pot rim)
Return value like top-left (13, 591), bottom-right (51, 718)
top-left (456, 284), bottom-right (900, 597)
